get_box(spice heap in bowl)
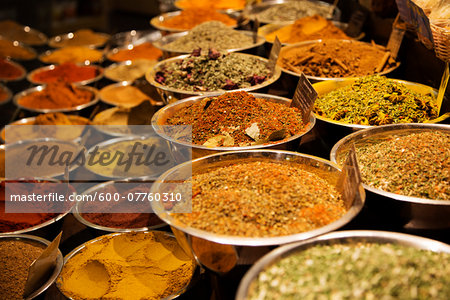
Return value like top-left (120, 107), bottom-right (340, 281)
top-left (28, 62), bottom-right (103, 85)
top-left (313, 76), bottom-right (439, 127)
top-left (0, 84), bottom-right (12, 105)
top-left (104, 59), bottom-right (156, 82)
top-left (278, 39), bottom-right (399, 80)
top-left (152, 91), bottom-right (315, 158)
top-left (0, 38), bottom-right (36, 60)
top-left (107, 42), bottom-right (162, 62)
top-left (39, 46), bottom-right (103, 64)
top-left (48, 29), bottom-right (110, 48)
top-left (0, 20), bottom-right (48, 46)
top-left (0, 59), bottom-right (26, 82)
top-left (56, 231), bottom-right (196, 300)
top-left (238, 230), bottom-right (450, 300)
top-left (175, 0), bottom-right (246, 11)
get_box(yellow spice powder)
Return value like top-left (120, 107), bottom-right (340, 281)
top-left (57, 231), bottom-right (195, 300)
top-left (40, 46), bottom-right (103, 64)
top-left (100, 85), bottom-right (150, 108)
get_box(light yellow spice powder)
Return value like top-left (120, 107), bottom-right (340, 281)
top-left (57, 231), bottom-right (195, 300)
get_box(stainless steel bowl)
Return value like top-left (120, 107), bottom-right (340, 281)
top-left (330, 123), bottom-right (450, 229)
top-left (56, 230), bottom-right (197, 300)
top-left (278, 39), bottom-right (400, 81)
top-left (13, 84), bottom-right (99, 113)
top-left (243, 0), bottom-right (341, 24)
top-left (150, 150), bottom-right (365, 273)
top-left (150, 10), bottom-right (239, 33)
top-left (103, 60), bottom-right (157, 82)
top-left (151, 92), bottom-right (315, 158)
top-left (110, 29), bottom-right (162, 47)
top-left (27, 62), bottom-right (104, 85)
top-left (0, 234), bottom-right (64, 299)
top-left (0, 58), bottom-right (26, 82)
top-left (146, 53), bottom-right (282, 102)
top-left (153, 30), bottom-right (266, 58)
top-left (0, 83), bottom-right (12, 106)
top-left (48, 31), bottom-right (110, 48)
top-left (73, 180), bottom-right (167, 233)
top-left (236, 230), bottom-right (450, 299)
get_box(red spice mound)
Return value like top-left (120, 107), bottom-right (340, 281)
top-left (0, 59), bottom-right (23, 80)
top-left (31, 62), bottom-right (98, 83)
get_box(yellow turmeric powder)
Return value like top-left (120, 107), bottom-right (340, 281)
top-left (0, 39), bottom-right (36, 60)
top-left (40, 46), bottom-right (103, 64)
top-left (50, 29), bottom-right (109, 48)
top-left (264, 15), bottom-right (349, 44)
top-left (160, 8), bottom-right (236, 30)
top-left (57, 231), bottom-right (195, 300)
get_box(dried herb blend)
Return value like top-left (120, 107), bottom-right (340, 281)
top-left (154, 51), bottom-right (271, 92)
top-left (355, 130), bottom-right (450, 200)
top-left (165, 91), bottom-right (305, 147)
top-left (314, 76), bottom-right (438, 125)
top-left (248, 242), bottom-right (450, 299)
top-left (164, 21), bottom-right (254, 52)
top-left (279, 40), bottom-right (397, 78)
top-left (173, 161), bottom-right (346, 237)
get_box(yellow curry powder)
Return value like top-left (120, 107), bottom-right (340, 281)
top-left (0, 39), bottom-right (35, 60)
top-left (40, 46), bottom-right (103, 64)
top-left (264, 15), bottom-right (349, 44)
top-left (51, 29), bottom-right (109, 47)
top-left (57, 231), bottom-right (195, 300)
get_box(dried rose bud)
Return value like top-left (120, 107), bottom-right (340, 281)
top-left (191, 48), bottom-right (201, 57)
top-left (223, 79), bottom-right (238, 90)
top-left (249, 74), bottom-right (266, 85)
top-left (208, 48), bottom-right (221, 59)
top-left (155, 71), bottom-right (165, 83)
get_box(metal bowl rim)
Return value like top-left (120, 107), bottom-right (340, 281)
top-left (330, 123), bottom-right (450, 205)
top-left (151, 92), bottom-right (316, 150)
top-left (236, 229), bottom-right (450, 300)
top-left (27, 63), bottom-right (104, 85)
top-left (150, 149), bottom-right (365, 246)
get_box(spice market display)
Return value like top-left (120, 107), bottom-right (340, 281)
top-left (0, 0), bottom-right (449, 299)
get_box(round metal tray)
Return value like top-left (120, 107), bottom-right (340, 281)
top-left (146, 52), bottom-right (282, 101)
top-left (0, 234), bottom-right (64, 299)
top-left (312, 78), bottom-right (442, 130)
top-left (13, 84), bottom-right (99, 114)
top-left (278, 39), bottom-right (400, 81)
top-left (330, 123), bottom-right (450, 229)
top-left (236, 230), bottom-right (450, 299)
top-left (56, 231), bottom-right (196, 300)
top-left (0, 58), bottom-right (27, 82)
top-left (153, 30), bottom-right (265, 57)
top-left (48, 31), bottom-right (110, 48)
top-left (151, 92), bottom-right (315, 158)
top-left (27, 62), bottom-right (104, 85)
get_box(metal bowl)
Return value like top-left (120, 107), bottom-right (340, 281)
top-left (110, 29), bottom-right (162, 47)
top-left (150, 150), bottom-right (365, 273)
top-left (0, 58), bottom-right (27, 82)
top-left (73, 180), bottom-right (167, 233)
top-left (27, 62), bottom-right (104, 85)
top-left (106, 42), bottom-right (163, 63)
top-left (0, 83), bottom-right (12, 106)
top-left (48, 31), bottom-right (111, 48)
top-left (153, 30), bottom-right (266, 58)
top-left (243, 0), bottom-right (341, 24)
top-left (0, 37), bottom-right (37, 61)
top-left (330, 123), bottom-right (450, 229)
top-left (151, 92), bottom-right (315, 158)
top-left (278, 39), bottom-right (400, 81)
top-left (13, 84), bottom-right (99, 113)
top-left (0, 234), bottom-right (64, 299)
top-left (38, 47), bottom-right (104, 65)
top-left (1, 115), bottom-right (91, 143)
top-left (56, 230), bottom-right (197, 300)
top-left (236, 230), bottom-right (450, 299)
top-left (150, 10), bottom-right (238, 33)
top-left (99, 81), bottom-right (161, 107)
top-left (103, 60), bottom-right (157, 82)
top-left (0, 21), bottom-right (48, 46)
top-left (146, 53), bottom-right (282, 102)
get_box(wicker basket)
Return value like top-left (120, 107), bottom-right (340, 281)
top-left (430, 20), bottom-right (450, 63)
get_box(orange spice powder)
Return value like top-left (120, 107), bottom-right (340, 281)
top-left (161, 8), bottom-right (237, 30)
top-left (108, 42), bottom-right (162, 62)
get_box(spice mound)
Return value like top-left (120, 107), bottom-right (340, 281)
top-left (50, 29), bottom-right (109, 48)
top-left (314, 76), bottom-right (438, 125)
top-left (166, 91), bottom-right (305, 147)
top-left (40, 46), bottom-right (103, 64)
top-left (0, 59), bottom-right (25, 81)
top-left (251, 0), bottom-right (334, 23)
top-left (164, 21), bottom-right (255, 52)
top-left (173, 161), bottom-right (346, 237)
top-left (108, 42), bottom-right (162, 62)
top-left (57, 231), bottom-right (195, 300)
top-left (104, 59), bottom-right (156, 82)
top-left (0, 20), bottom-right (46, 45)
top-left (279, 39), bottom-right (397, 78)
top-left (0, 239), bottom-right (45, 300)
top-left (30, 62), bottom-right (100, 84)
top-left (80, 184), bottom-right (164, 229)
top-left (100, 84), bottom-right (153, 108)
top-left (0, 85), bottom-right (10, 103)
top-left (176, 0), bottom-right (246, 10)
top-left (355, 130), bottom-right (450, 200)
top-left (154, 52), bottom-right (272, 92)
top-left (264, 15), bottom-right (349, 44)
top-left (248, 242), bottom-right (450, 299)
top-left (160, 8), bottom-right (236, 31)
top-left (18, 81), bottom-right (94, 110)
top-left (0, 39), bottom-right (35, 60)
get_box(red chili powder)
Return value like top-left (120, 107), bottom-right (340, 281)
top-left (0, 59), bottom-right (23, 80)
top-left (31, 62), bottom-right (99, 83)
